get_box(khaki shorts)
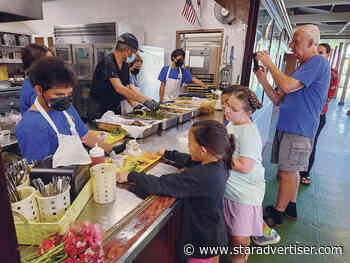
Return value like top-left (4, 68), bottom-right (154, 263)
top-left (271, 131), bottom-right (314, 172)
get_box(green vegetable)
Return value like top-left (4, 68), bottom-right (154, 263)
top-left (126, 109), bottom-right (172, 120)
top-left (111, 129), bottom-right (121, 136)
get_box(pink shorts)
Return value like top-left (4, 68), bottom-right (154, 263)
top-left (187, 257), bottom-right (216, 263)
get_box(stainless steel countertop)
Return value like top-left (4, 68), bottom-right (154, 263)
top-left (77, 111), bottom-right (222, 231)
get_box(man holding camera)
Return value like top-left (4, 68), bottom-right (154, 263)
top-left (254, 25), bottom-right (330, 226)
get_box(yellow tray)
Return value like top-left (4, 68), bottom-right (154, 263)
top-left (14, 166), bottom-right (92, 245)
top-left (117, 152), bottom-right (162, 173)
top-left (90, 129), bottom-right (126, 144)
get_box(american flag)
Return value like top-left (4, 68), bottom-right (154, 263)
top-left (182, 0), bottom-right (197, 25)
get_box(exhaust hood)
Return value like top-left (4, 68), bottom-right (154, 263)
top-left (0, 0), bottom-right (43, 22)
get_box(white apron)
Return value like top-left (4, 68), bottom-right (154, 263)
top-left (120, 74), bottom-right (141, 114)
top-left (163, 66), bottom-right (182, 102)
top-left (34, 99), bottom-right (91, 168)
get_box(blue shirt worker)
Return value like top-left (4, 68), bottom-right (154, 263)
top-left (19, 44), bottom-right (53, 115)
top-left (15, 57), bottom-right (116, 167)
top-left (158, 48), bottom-right (208, 102)
top-left (254, 24), bottom-right (330, 227)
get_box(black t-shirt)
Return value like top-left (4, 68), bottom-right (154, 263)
top-left (91, 53), bottom-right (130, 114)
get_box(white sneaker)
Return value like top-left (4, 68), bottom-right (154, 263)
top-left (252, 228), bottom-right (281, 246)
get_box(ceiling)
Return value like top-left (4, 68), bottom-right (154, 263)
top-left (285, 0), bottom-right (350, 39)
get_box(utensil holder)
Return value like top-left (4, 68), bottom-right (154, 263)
top-left (90, 163), bottom-right (116, 204)
top-left (36, 186), bottom-right (71, 222)
top-left (11, 186), bottom-right (39, 222)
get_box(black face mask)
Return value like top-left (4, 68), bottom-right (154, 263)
top-left (43, 93), bottom-right (73, 111)
top-left (175, 59), bottom-right (184, 67)
top-left (132, 68), bottom-right (140, 75)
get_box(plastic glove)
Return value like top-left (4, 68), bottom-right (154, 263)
top-left (132, 104), bottom-right (143, 113)
top-left (143, 99), bottom-right (160, 112)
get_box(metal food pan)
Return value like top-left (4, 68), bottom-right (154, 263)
top-left (95, 120), bottom-right (160, 139)
top-left (123, 111), bottom-right (179, 131)
top-left (163, 109), bottom-right (193, 124)
top-left (173, 104), bottom-right (201, 117)
top-left (160, 106), bottom-right (194, 124)
top-left (159, 114), bottom-right (179, 130)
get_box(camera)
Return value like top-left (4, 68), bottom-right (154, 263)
top-left (253, 52), bottom-right (260, 72)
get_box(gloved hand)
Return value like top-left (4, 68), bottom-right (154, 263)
top-left (132, 104), bottom-right (143, 113)
top-left (143, 99), bottom-right (160, 112)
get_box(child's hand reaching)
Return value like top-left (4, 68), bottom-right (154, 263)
top-left (156, 149), bottom-right (165, 156)
top-left (116, 171), bottom-right (129, 183)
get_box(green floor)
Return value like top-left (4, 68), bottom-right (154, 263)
top-left (222, 99), bottom-right (349, 263)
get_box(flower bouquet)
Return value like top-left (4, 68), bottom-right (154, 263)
top-left (22, 222), bottom-right (104, 263)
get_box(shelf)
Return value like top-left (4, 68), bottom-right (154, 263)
top-left (0, 87), bottom-right (21, 93)
top-left (0, 45), bottom-right (25, 48)
top-left (0, 59), bottom-right (22, 64)
top-left (0, 138), bottom-right (18, 151)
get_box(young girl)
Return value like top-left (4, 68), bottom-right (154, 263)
top-left (223, 86), bottom-right (280, 263)
top-left (116, 120), bottom-right (234, 263)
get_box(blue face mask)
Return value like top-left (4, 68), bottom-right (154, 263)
top-left (127, 53), bottom-right (136, 64)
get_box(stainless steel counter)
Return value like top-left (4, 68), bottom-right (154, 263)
top-left (78, 111), bottom-right (222, 231)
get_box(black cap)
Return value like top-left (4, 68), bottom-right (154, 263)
top-left (118, 33), bottom-right (142, 52)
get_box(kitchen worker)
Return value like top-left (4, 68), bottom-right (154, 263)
top-left (91, 33), bottom-right (159, 118)
top-left (15, 57), bottom-right (117, 167)
top-left (19, 44), bottom-right (53, 115)
top-left (159, 48), bottom-right (208, 102)
top-left (129, 53), bottom-right (143, 87)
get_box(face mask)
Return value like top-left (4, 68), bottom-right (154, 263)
top-left (175, 59), bottom-right (184, 67)
top-left (127, 53), bottom-right (136, 64)
top-left (132, 68), bottom-right (140, 75)
top-left (45, 94), bottom-right (73, 111)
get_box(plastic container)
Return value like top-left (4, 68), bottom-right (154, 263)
top-left (89, 144), bottom-right (105, 167)
top-left (11, 186), bottom-right (39, 222)
top-left (90, 163), bottom-right (117, 204)
top-left (36, 186), bottom-right (71, 222)
top-left (125, 140), bottom-right (142, 156)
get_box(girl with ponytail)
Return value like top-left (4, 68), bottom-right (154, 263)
top-left (223, 86), bottom-right (280, 263)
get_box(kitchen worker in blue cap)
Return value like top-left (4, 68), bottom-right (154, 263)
top-left (91, 33), bottom-right (159, 118)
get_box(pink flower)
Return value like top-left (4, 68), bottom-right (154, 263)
top-left (62, 259), bottom-right (74, 263)
top-left (39, 238), bottom-right (55, 255)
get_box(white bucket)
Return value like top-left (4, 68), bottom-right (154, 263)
top-left (36, 186), bottom-right (71, 222)
top-left (11, 186), bottom-right (39, 222)
top-left (91, 163), bottom-right (117, 204)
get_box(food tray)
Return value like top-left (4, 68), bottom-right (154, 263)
top-left (95, 120), bottom-right (160, 139)
top-left (13, 166), bottom-right (92, 245)
top-left (116, 152), bottom-right (162, 173)
top-left (90, 129), bottom-right (126, 144)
